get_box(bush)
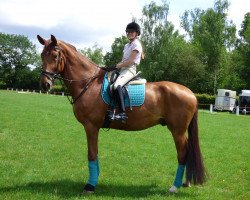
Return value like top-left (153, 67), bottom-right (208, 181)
top-left (50, 84), bottom-right (68, 94)
top-left (0, 81), bottom-right (6, 89)
top-left (195, 93), bottom-right (215, 109)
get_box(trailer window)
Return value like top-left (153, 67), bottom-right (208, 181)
top-left (240, 96), bottom-right (250, 105)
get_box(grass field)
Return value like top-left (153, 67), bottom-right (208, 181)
top-left (0, 90), bottom-right (249, 200)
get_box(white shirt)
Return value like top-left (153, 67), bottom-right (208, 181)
top-left (122, 38), bottom-right (142, 65)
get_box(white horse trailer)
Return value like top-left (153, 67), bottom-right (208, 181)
top-left (214, 89), bottom-right (236, 111)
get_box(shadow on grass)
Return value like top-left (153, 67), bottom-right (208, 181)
top-left (0, 179), bottom-right (193, 198)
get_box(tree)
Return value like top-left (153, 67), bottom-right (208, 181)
top-left (181, 0), bottom-right (236, 94)
top-left (0, 33), bottom-right (39, 89)
top-left (80, 43), bottom-right (104, 66)
top-left (104, 36), bottom-right (128, 66)
top-left (221, 50), bottom-right (246, 92)
top-left (228, 12), bottom-right (250, 90)
top-left (139, 1), bottom-right (170, 81)
top-left (139, 1), bottom-right (206, 92)
top-left (239, 12), bottom-right (250, 44)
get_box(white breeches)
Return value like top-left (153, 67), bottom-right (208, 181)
top-left (113, 67), bottom-right (136, 90)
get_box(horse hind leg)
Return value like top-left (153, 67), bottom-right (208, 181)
top-left (169, 128), bottom-right (188, 193)
top-left (169, 110), bottom-right (206, 193)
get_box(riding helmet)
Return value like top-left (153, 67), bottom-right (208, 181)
top-left (126, 22), bottom-right (141, 36)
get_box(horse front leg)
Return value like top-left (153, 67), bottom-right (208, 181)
top-left (83, 124), bottom-right (100, 193)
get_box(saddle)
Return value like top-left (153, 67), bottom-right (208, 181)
top-left (101, 70), bottom-right (146, 128)
top-left (107, 70), bottom-right (146, 99)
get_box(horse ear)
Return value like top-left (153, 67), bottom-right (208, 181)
top-left (51, 35), bottom-right (57, 46)
top-left (37, 35), bottom-right (45, 45)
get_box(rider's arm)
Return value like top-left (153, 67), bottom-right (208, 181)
top-left (116, 50), bottom-right (139, 69)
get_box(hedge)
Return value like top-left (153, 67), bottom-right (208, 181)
top-left (195, 93), bottom-right (215, 109)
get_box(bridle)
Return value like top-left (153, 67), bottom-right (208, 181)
top-left (41, 45), bottom-right (100, 104)
top-left (41, 70), bottom-right (60, 82)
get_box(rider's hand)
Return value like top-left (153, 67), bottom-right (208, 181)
top-left (100, 66), bottom-right (117, 72)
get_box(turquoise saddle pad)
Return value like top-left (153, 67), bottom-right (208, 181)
top-left (101, 73), bottom-right (145, 107)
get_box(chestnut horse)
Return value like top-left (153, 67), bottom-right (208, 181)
top-left (37, 35), bottom-right (206, 194)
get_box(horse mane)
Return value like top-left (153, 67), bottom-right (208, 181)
top-left (58, 40), bottom-right (98, 66)
top-left (59, 41), bottom-right (77, 51)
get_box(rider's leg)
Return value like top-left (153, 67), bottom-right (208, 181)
top-left (115, 85), bottom-right (127, 120)
top-left (112, 69), bottom-right (135, 121)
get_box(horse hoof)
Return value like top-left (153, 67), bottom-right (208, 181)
top-left (182, 181), bottom-right (191, 187)
top-left (82, 183), bottom-right (95, 195)
top-left (169, 185), bottom-right (178, 193)
top-left (82, 190), bottom-right (94, 195)
top-left (82, 189), bottom-right (94, 195)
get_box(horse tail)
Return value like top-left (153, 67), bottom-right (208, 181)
top-left (186, 107), bottom-right (206, 185)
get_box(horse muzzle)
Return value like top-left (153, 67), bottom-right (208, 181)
top-left (40, 70), bottom-right (58, 91)
top-left (40, 77), bottom-right (53, 91)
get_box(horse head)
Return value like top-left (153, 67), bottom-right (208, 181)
top-left (37, 35), bottom-right (66, 91)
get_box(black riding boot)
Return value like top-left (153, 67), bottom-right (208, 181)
top-left (115, 85), bottom-right (128, 121)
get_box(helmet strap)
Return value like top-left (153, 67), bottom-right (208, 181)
top-left (129, 36), bottom-right (137, 42)
top-left (129, 32), bottom-right (139, 41)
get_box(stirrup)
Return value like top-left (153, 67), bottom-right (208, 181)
top-left (114, 113), bottom-right (127, 122)
top-left (107, 110), bottom-right (115, 120)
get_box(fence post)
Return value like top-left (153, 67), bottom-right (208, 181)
top-left (210, 104), bottom-right (213, 113)
top-left (236, 106), bottom-right (239, 115)
top-left (62, 92), bottom-right (64, 96)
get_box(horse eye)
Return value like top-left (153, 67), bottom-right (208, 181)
top-left (51, 52), bottom-right (58, 59)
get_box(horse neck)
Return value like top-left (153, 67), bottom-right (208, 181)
top-left (64, 50), bottom-right (96, 80)
top-left (61, 48), bottom-right (99, 97)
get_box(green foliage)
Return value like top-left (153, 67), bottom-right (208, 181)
top-left (139, 1), bottom-right (206, 93)
top-left (0, 33), bottom-right (40, 89)
top-left (239, 12), bottom-right (250, 43)
top-left (181, 0), bottom-right (236, 94)
top-left (50, 83), bottom-right (67, 94)
top-left (104, 36), bottom-right (128, 66)
top-left (231, 12), bottom-right (250, 90)
top-left (219, 13), bottom-right (250, 92)
top-left (220, 51), bottom-right (246, 92)
top-left (0, 91), bottom-right (249, 199)
top-left (195, 93), bottom-right (215, 106)
top-left (80, 43), bottom-right (104, 66)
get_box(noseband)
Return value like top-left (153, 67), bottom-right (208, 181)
top-left (41, 70), bottom-right (59, 82)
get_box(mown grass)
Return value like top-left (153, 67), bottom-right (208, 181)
top-left (0, 90), bottom-right (249, 200)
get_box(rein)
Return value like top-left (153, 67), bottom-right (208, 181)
top-left (66, 67), bottom-right (99, 104)
top-left (41, 46), bottom-right (100, 104)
